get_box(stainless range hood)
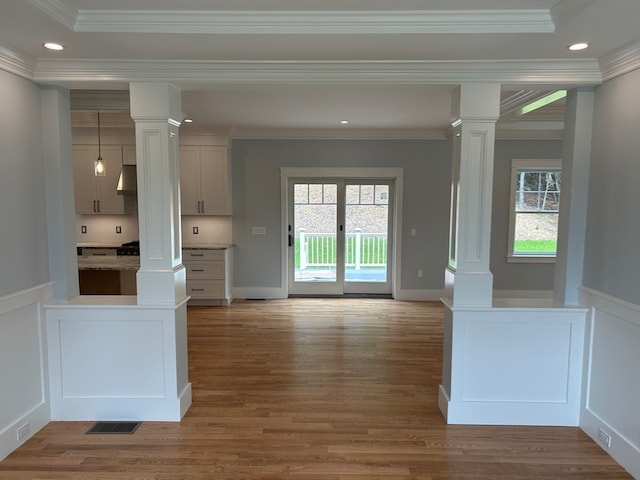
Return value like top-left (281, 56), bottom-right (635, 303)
top-left (117, 164), bottom-right (137, 195)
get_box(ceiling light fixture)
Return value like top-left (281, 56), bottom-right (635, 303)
top-left (43, 42), bottom-right (64, 51)
top-left (340, 120), bottom-right (349, 125)
top-left (568, 42), bottom-right (589, 51)
top-left (94, 112), bottom-right (105, 177)
top-left (183, 118), bottom-right (193, 123)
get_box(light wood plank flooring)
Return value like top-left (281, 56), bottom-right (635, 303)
top-left (0, 299), bottom-right (632, 479)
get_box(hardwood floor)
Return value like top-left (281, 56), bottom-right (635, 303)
top-left (0, 298), bottom-right (631, 479)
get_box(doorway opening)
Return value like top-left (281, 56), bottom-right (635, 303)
top-left (281, 168), bottom-right (403, 298)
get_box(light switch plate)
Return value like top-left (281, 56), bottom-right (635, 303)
top-left (252, 226), bottom-right (267, 235)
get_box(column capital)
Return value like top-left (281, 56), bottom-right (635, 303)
top-left (451, 84), bottom-right (501, 123)
top-left (130, 82), bottom-right (182, 125)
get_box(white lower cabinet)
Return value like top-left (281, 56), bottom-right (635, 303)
top-left (183, 247), bottom-right (233, 305)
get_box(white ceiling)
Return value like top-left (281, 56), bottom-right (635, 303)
top-left (2, 0), bottom-right (640, 138)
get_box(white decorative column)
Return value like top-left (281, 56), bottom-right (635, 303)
top-left (445, 84), bottom-right (500, 307)
top-left (129, 83), bottom-right (186, 305)
top-left (554, 87), bottom-right (594, 305)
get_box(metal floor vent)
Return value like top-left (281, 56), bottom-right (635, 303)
top-left (86, 421), bottom-right (141, 434)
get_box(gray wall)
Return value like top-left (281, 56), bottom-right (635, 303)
top-left (231, 138), bottom-right (562, 294)
top-left (0, 70), bottom-right (49, 297)
top-left (491, 140), bottom-right (563, 291)
top-left (231, 139), bottom-right (452, 291)
top-left (583, 67), bottom-right (640, 305)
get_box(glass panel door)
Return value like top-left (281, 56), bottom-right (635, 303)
top-left (288, 179), bottom-right (392, 296)
top-left (289, 181), bottom-right (343, 295)
top-left (344, 182), bottom-right (392, 295)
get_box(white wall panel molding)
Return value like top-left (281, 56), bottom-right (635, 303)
top-left (440, 298), bottom-right (587, 426)
top-left (32, 58), bottom-right (603, 88)
top-left (0, 283), bottom-right (52, 462)
top-left (45, 298), bottom-right (191, 421)
top-left (579, 287), bottom-right (640, 480)
top-left (599, 38), bottom-right (640, 82)
top-left (0, 42), bottom-right (36, 81)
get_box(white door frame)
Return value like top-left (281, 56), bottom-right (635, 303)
top-left (281, 167), bottom-right (404, 298)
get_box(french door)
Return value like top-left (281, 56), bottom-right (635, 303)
top-left (288, 178), bottom-right (393, 296)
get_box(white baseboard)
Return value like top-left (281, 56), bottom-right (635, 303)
top-left (233, 287), bottom-right (287, 300)
top-left (394, 289), bottom-right (445, 301)
top-left (581, 407), bottom-right (639, 479)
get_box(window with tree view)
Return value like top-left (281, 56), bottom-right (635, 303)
top-left (508, 159), bottom-right (561, 262)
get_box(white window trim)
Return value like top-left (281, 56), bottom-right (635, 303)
top-left (507, 158), bottom-right (561, 264)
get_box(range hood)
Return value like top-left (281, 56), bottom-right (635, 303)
top-left (117, 165), bottom-right (137, 195)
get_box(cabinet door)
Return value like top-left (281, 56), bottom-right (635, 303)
top-left (73, 145), bottom-right (98, 214)
top-left (200, 146), bottom-right (231, 215)
top-left (95, 145), bottom-right (125, 214)
top-left (179, 146), bottom-right (201, 215)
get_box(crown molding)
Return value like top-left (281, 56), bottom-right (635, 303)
top-left (28, 0), bottom-right (77, 30)
top-left (28, 6), bottom-right (556, 34)
top-left (33, 58), bottom-right (603, 88)
top-left (0, 42), bottom-right (36, 80)
top-left (550, 0), bottom-right (596, 29)
top-left (599, 38), bottom-right (640, 81)
top-left (229, 127), bottom-right (448, 140)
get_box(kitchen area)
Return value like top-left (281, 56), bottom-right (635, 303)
top-left (73, 108), bottom-right (234, 305)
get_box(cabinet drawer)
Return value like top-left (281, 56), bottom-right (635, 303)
top-left (187, 280), bottom-right (224, 298)
top-left (184, 261), bottom-right (224, 278)
top-left (183, 249), bottom-right (224, 261)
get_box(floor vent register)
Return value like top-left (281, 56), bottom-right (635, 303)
top-left (86, 422), bottom-right (141, 434)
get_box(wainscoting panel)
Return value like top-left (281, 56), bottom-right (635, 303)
top-left (580, 287), bottom-right (640, 480)
top-left (440, 298), bottom-right (586, 426)
top-left (46, 298), bottom-right (191, 422)
top-left (0, 283), bottom-right (52, 462)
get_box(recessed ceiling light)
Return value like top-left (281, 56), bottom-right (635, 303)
top-left (183, 118), bottom-right (193, 123)
top-left (43, 42), bottom-right (64, 51)
top-left (568, 42), bottom-right (589, 51)
top-left (340, 120), bottom-right (349, 125)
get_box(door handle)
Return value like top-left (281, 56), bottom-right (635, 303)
top-left (339, 225), bottom-right (343, 232)
top-left (288, 234), bottom-right (293, 247)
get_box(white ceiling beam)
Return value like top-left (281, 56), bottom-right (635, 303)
top-left (29, 2), bottom-right (555, 34)
top-left (33, 58), bottom-right (602, 88)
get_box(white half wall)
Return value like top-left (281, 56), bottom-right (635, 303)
top-left (0, 283), bottom-right (52, 462)
top-left (45, 297), bottom-right (191, 421)
top-left (579, 287), bottom-right (640, 480)
top-left (440, 298), bottom-right (587, 425)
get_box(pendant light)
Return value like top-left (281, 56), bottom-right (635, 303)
top-left (94, 111), bottom-right (106, 176)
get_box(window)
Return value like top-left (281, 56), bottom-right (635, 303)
top-left (507, 159), bottom-right (561, 263)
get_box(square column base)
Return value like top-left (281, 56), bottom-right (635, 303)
top-left (137, 265), bottom-right (187, 305)
top-left (445, 267), bottom-right (493, 307)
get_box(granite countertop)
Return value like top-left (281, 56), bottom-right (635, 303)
top-left (182, 243), bottom-right (233, 249)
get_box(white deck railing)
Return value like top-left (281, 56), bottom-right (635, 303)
top-left (298, 228), bottom-right (387, 270)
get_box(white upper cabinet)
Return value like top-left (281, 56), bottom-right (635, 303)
top-left (73, 145), bottom-right (126, 214)
top-left (179, 145), bottom-right (231, 215)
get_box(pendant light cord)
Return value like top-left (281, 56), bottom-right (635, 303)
top-left (97, 111), bottom-right (102, 159)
